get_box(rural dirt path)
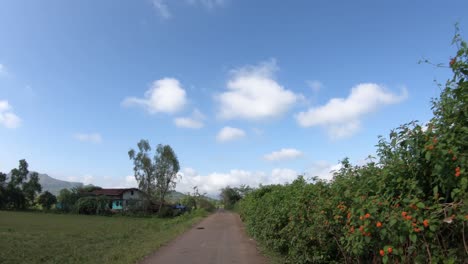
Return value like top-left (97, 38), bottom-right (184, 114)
top-left (140, 210), bottom-right (268, 264)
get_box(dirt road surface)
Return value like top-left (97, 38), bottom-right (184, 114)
top-left (140, 210), bottom-right (268, 264)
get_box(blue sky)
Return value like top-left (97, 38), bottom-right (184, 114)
top-left (0, 0), bottom-right (467, 195)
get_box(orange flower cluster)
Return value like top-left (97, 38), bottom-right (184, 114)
top-left (455, 167), bottom-right (461, 177)
top-left (379, 249), bottom-right (385, 257)
top-left (414, 227), bottom-right (421, 233)
top-left (376, 221), bottom-right (382, 228)
top-left (423, 219), bottom-right (429, 227)
top-left (402, 211), bottom-right (412, 221)
top-left (450, 57), bottom-right (456, 66)
top-left (387, 247), bottom-right (393, 254)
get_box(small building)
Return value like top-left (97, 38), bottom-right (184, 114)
top-left (90, 188), bottom-right (144, 211)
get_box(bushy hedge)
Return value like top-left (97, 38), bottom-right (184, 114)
top-left (238, 33), bottom-right (467, 263)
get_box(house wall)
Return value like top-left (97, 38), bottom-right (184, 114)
top-left (122, 190), bottom-right (143, 200)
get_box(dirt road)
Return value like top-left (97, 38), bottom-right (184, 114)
top-left (140, 210), bottom-right (268, 264)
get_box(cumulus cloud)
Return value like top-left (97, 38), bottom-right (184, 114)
top-left (295, 83), bottom-right (408, 139)
top-left (217, 60), bottom-right (301, 120)
top-left (0, 100), bottom-right (21, 128)
top-left (216, 126), bottom-right (246, 142)
top-left (122, 78), bottom-right (187, 114)
top-left (151, 0), bottom-right (171, 19)
top-left (174, 109), bottom-right (205, 129)
top-left (73, 133), bottom-right (102, 144)
top-left (264, 148), bottom-right (303, 162)
top-left (176, 164), bottom-right (340, 196)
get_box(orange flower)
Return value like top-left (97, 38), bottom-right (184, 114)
top-left (406, 215), bottom-right (412, 221)
top-left (427, 145), bottom-right (434, 150)
top-left (350, 226), bottom-right (355, 233)
top-left (456, 171), bottom-right (461, 177)
top-left (450, 57), bottom-right (456, 66)
top-left (414, 227), bottom-right (421, 233)
top-left (402, 211), bottom-right (407, 217)
top-left (412, 222), bottom-right (417, 227)
top-left (379, 249), bottom-right (385, 257)
top-left (465, 215), bottom-right (468, 220)
top-left (347, 212), bottom-right (351, 219)
top-left (359, 226), bottom-right (364, 232)
top-left (387, 247), bottom-right (393, 254)
top-left (376, 221), bottom-right (382, 228)
top-left (359, 216), bottom-right (363, 220)
top-left (456, 167), bottom-right (461, 172)
top-left (423, 219), bottom-right (429, 227)
top-left (453, 156), bottom-right (457, 161)
top-left (365, 213), bottom-right (371, 219)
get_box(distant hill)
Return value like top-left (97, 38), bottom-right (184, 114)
top-left (36, 173), bottom-right (83, 195)
top-left (6, 172), bottom-right (83, 195)
top-left (166, 191), bottom-right (186, 202)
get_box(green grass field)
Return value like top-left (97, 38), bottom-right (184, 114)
top-left (0, 210), bottom-right (207, 264)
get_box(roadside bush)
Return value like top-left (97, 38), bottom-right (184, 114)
top-left (75, 196), bottom-right (111, 215)
top-left (238, 32), bottom-right (467, 263)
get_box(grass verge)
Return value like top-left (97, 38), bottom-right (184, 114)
top-left (0, 209), bottom-right (207, 264)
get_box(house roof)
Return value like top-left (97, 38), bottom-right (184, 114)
top-left (91, 188), bottom-right (139, 196)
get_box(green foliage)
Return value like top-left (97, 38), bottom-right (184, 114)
top-left (220, 186), bottom-right (243, 209)
top-left (238, 32), bottom-right (468, 263)
top-left (1, 159), bottom-right (43, 210)
top-left (154, 144), bottom-right (180, 214)
top-left (128, 140), bottom-right (180, 214)
top-left (74, 196), bottom-right (111, 215)
top-left (57, 188), bottom-right (80, 212)
top-left (37, 191), bottom-right (57, 210)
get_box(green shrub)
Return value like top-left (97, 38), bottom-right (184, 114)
top-left (238, 32), bottom-right (468, 264)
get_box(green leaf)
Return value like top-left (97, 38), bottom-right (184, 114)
top-left (425, 151), bottom-right (431, 161)
top-left (383, 255), bottom-right (389, 263)
top-left (410, 233), bottom-right (417, 243)
top-left (416, 202), bottom-right (425, 209)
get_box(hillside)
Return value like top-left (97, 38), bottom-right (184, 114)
top-left (6, 172), bottom-right (83, 195)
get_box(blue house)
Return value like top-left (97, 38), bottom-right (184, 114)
top-left (90, 188), bottom-right (144, 210)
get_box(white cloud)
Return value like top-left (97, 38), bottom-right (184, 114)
top-left (175, 164), bottom-right (340, 196)
top-left (307, 80), bottom-right (323, 92)
top-left (174, 109), bottom-right (205, 129)
top-left (151, 0), bottom-right (171, 19)
top-left (307, 161), bottom-right (342, 181)
top-left (264, 148), bottom-right (303, 162)
top-left (82, 174), bottom-right (95, 185)
top-left (216, 126), bottom-right (246, 142)
top-left (73, 133), bottom-right (102, 144)
top-left (122, 78), bottom-right (187, 114)
top-left (0, 100), bottom-right (21, 129)
top-left (295, 83), bottom-right (408, 139)
top-left (217, 60), bottom-right (301, 120)
top-left (187, 0), bottom-right (227, 9)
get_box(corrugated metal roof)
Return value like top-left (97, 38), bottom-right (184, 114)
top-left (91, 188), bottom-right (139, 196)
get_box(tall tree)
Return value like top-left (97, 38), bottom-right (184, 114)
top-left (6, 159), bottom-right (30, 209)
top-left (22, 172), bottom-right (42, 206)
top-left (128, 139), bottom-right (156, 210)
top-left (154, 144), bottom-right (180, 213)
top-left (128, 140), bottom-right (180, 214)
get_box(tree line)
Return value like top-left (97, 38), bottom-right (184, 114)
top-left (0, 159), bottom-right (56, 210)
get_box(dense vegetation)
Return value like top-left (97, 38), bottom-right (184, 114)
top-left (237, 33), bottom-right (467, 263)
top-left (0, 210), bottom-right (208, 264)
top-left (0, 159), bottom-right (43, 210)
